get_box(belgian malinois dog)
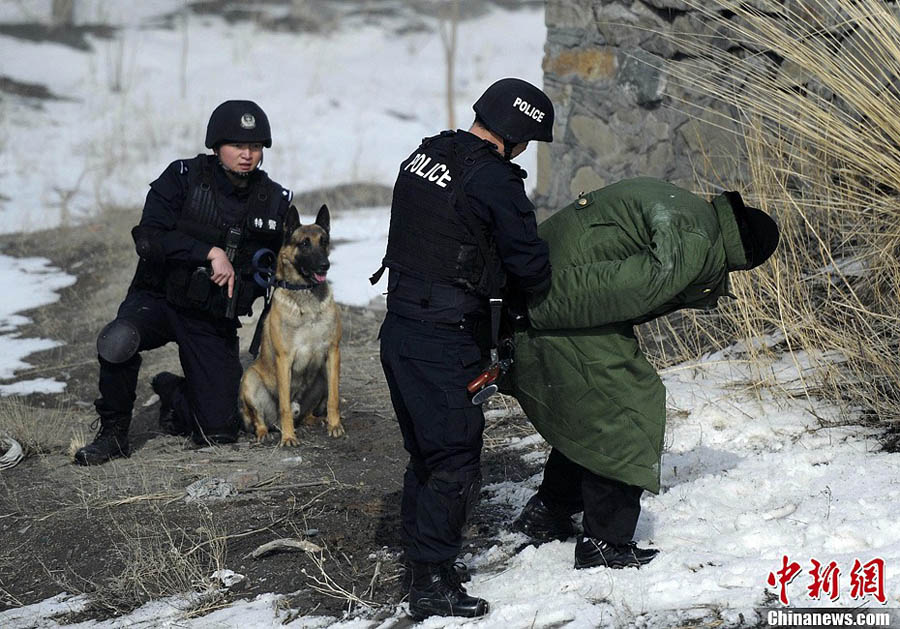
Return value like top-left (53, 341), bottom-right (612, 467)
top-left (240, 204), bottom-right (343, 446)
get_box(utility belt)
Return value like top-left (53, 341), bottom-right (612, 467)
top-left (165, 228), bottom-right (278, 320)
top-left (164, 263), bottom-right (258, 320)
top-left (385, 270), bottom-right (485, 324)
top-left (402, 315), bottom-right (484, 340)
top-left (132, 250), bottom-right (269, 320)
top-left (162, 215), bottom-right (280, 320)
top-left (433, 317), bottom-right (479, 334)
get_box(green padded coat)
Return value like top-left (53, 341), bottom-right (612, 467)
top-left (511, 177), bottom-right (749, 493)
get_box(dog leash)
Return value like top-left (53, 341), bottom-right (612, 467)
top-left (248, 277), bottom-right (319, 358)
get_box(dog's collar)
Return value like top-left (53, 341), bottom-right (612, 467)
top-left (272, 279), bottom-right (318, 291)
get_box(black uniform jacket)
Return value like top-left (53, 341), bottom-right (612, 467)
top-left (385, 130), bottom-right (551, 323)
top-left (139, 155), bottom-right (292, 270)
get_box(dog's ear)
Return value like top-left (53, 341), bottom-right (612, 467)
top-left (283, 205), bottom-right (302, 242)
top-left (315, 204), bottom-right (330, 234)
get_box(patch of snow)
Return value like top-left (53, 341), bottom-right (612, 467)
top-left (0, 377), bottom-right (67, 396)
top-left (0, 255), bottom-right (75, 389)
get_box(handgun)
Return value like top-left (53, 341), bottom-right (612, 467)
top-left (224, 226), bottom-right (242, 319)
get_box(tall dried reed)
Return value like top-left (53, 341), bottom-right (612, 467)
top-left (645, 0), bottom-right (900, 423)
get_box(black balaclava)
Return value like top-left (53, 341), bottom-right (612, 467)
top-left (724, 191), bottom-right (780, 270)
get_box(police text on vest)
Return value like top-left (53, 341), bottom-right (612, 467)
top-left (403, 153), bottom-right (453, 188)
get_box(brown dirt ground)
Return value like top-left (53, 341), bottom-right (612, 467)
top-left (0, 203), bottom-right (542, 623)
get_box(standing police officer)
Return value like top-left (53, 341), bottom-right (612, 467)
top-left (374, 78), bottom-right (554, 620)
top-left (75, 100), bottom-right (293, 466)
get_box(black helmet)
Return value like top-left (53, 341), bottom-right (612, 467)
top-left (205, 100), bottom-right (272, 149)
top-left (473, 78), bottom-right (554, 145)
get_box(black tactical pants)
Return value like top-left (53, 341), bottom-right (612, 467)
top-left (95, 289), bottom-right (242, 440)
top-left (379, 312), bottom-right (486, 564)
top-left (537, 448), bottom-right (644, 545)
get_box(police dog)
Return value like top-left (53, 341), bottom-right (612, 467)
top-left (240, 204), bottom-right (343, 446)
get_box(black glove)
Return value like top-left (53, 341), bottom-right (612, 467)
top-left (502, 285), bottom-right (530, 332)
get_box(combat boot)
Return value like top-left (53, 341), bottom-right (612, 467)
top-left (574, 535), bottom-right (659, 569)
top-left (74, 417), bottom-right (130, 466)
top-left (513, 494), bottom-right (576, 543)
top-left (151, 371), bottom-right (188, 436)
top-left (402, 560), bottom-right (470, 590)
top-left (408, 560), bottom-right (489, 620)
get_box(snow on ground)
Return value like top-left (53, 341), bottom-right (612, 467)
top-left (0, 254), bottom-right (75, 394)
top-left (0, 0), bottom-right (544, 392)
top-left (3, 350), bottom-right (898, 628)
top-left (0, 1), bottom-right (545, 232)
top-left (3, 2), bottom-right (900, 628)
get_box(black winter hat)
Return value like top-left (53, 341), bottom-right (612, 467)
top-left (724, 191), bottom-right (780, 270)
top-left (205, 100), bottom-right (272, 149)
top-left (473, 78), bottom-right (555, 144)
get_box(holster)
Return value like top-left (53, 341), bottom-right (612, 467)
top-left (164, 263), bottom-right (256, 319)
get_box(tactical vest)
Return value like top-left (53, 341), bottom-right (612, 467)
top-left (379, 131), bottom-right (506, 297)
top-left (164, 155), bottom-right (284, 319)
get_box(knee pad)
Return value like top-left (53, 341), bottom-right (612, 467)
top-left (97, 319), bottom-right (140, 364)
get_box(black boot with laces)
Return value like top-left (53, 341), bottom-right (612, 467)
top-left (574, 535), bottom-right (659, 569)
top-left (513, 494), bottom-right (576, 543)
top-left (408, 560), bottom-right (489, 620)
top-left (402, 560), bottom-right (470, 590)
top-left (74, 417), bottom-right (130, 466)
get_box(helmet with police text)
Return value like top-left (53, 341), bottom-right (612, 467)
top-left (205, 100), bottom-right (272, 149)
top-left (473, 78), bottom-right (554, 144)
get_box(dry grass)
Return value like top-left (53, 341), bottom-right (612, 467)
top-left (300, 546), bottom-right (378, 613)
top-left (60, 504), bottom-right (229, 618)
top-left (629, 0), bottom-right (900, 425)
top-left (482, 393), bottom-right (537, 451)
top-left (0, 397), bottom-right (80, 458)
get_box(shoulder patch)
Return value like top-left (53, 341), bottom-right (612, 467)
top-left (178, 160), bottom-right (189, 175)
top-left (281, 188), bottom-right (293, 203)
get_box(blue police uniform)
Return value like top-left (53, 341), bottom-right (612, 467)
top-left (378, 130), bottom-right (550, 565)
top-left (94, 155), bottom-right (291, 446)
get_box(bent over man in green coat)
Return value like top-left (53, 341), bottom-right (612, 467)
top-left (509, 177), bottom-right (779, 569)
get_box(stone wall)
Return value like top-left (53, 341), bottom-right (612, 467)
top-left (537, 0), bottom-right (744, 212)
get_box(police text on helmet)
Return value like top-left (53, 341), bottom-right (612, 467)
top-left (513, 97), bottom-right (545, 123)
top-left (403, 153), bottom-right (452, 188)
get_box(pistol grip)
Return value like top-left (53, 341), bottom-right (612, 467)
top-left (467, 365), bottom-right (500, 393)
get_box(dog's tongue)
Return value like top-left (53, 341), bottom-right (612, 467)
top-left (314, 272), bottom-right (327, 283)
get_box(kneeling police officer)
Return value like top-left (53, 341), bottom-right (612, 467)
top-left (75, 100), bottom-right (293, 466)
top-left (374, 78), bottom-right (554, 620)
